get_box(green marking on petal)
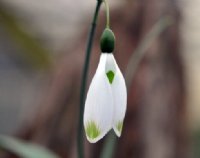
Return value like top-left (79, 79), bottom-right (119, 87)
top-left (85, 121), bottom-right (101, 140)
top-left (116, 121), bottom-right (123, 134)
top-left (106, 70), bottom-right (115, 84)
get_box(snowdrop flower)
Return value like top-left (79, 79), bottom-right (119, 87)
top-left (84, 28), bottom-right (127, 143)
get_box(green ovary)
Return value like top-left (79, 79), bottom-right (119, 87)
top-left (116, 121), bottom-right (123, 133)
top-left (85, 121), bottom-right (101, 140)
top-left (106, 70), bottom-right (115, 84)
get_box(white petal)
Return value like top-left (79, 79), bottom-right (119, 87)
top-left (84, 54), bottom-right (113, 143)
top-left (111, 58), bottom-right (127, 137)
top-left (105, 53), bottom-right (116, 74)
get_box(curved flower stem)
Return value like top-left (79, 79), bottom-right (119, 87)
top-left (103, 0), bottom-right (110, 28)
top-left (77, 1), bottom-right (102, 158)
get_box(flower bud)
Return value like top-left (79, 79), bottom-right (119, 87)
top-left (100, 28), bottom-right (115, 53)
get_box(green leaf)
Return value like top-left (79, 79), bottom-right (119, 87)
top-left (0, 135), bottom-right (59, 158)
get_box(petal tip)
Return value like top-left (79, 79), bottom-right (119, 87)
top-left (113, 121), bottom-right (123, 137)
top-left (85, 121), bottom-right (101, 143)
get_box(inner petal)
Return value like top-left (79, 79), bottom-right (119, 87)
top-left (106, 70), bottom-right (115, 84)
top-left (105, 54), bottom-right (116, 84)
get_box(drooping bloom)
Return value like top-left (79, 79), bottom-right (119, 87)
top-left (84, 52), bottom-right (127, 143)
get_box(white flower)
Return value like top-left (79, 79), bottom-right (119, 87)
top-left (84, 53), bottom-right (127, 143)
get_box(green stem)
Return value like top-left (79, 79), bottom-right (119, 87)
top-left (104, 0), bottom-right (110, 28)
top-left (77, 1), bottom-right (102, 158)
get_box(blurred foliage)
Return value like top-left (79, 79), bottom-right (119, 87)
top-left (100, 132), bottom-right (116, 158)
top-left (125, 16), bottom-right (173, 86)
top-left (0, 5), bottom-right (52, 70)
top-left (192, 130), bottom-right (200, 158)
top-left (0, 135), bottom-right (60, 158)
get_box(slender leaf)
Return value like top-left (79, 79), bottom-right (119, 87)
top-left (0, 135), bottom-right (59, 158)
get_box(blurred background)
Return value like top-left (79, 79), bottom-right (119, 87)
top-left (0, 0), bottom-right (199, 158)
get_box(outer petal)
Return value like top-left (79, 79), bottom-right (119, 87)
top-left (111, 57), bottom-right (127, 137)
top-left (84, 54), bottom-right (113, 143)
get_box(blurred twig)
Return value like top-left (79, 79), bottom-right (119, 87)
top-left (125, 16), bottom-right (173, 88)
top-left (100, 16), bottom-right (173, 158)
top-left (0, 5), bottom-right (52, 69)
